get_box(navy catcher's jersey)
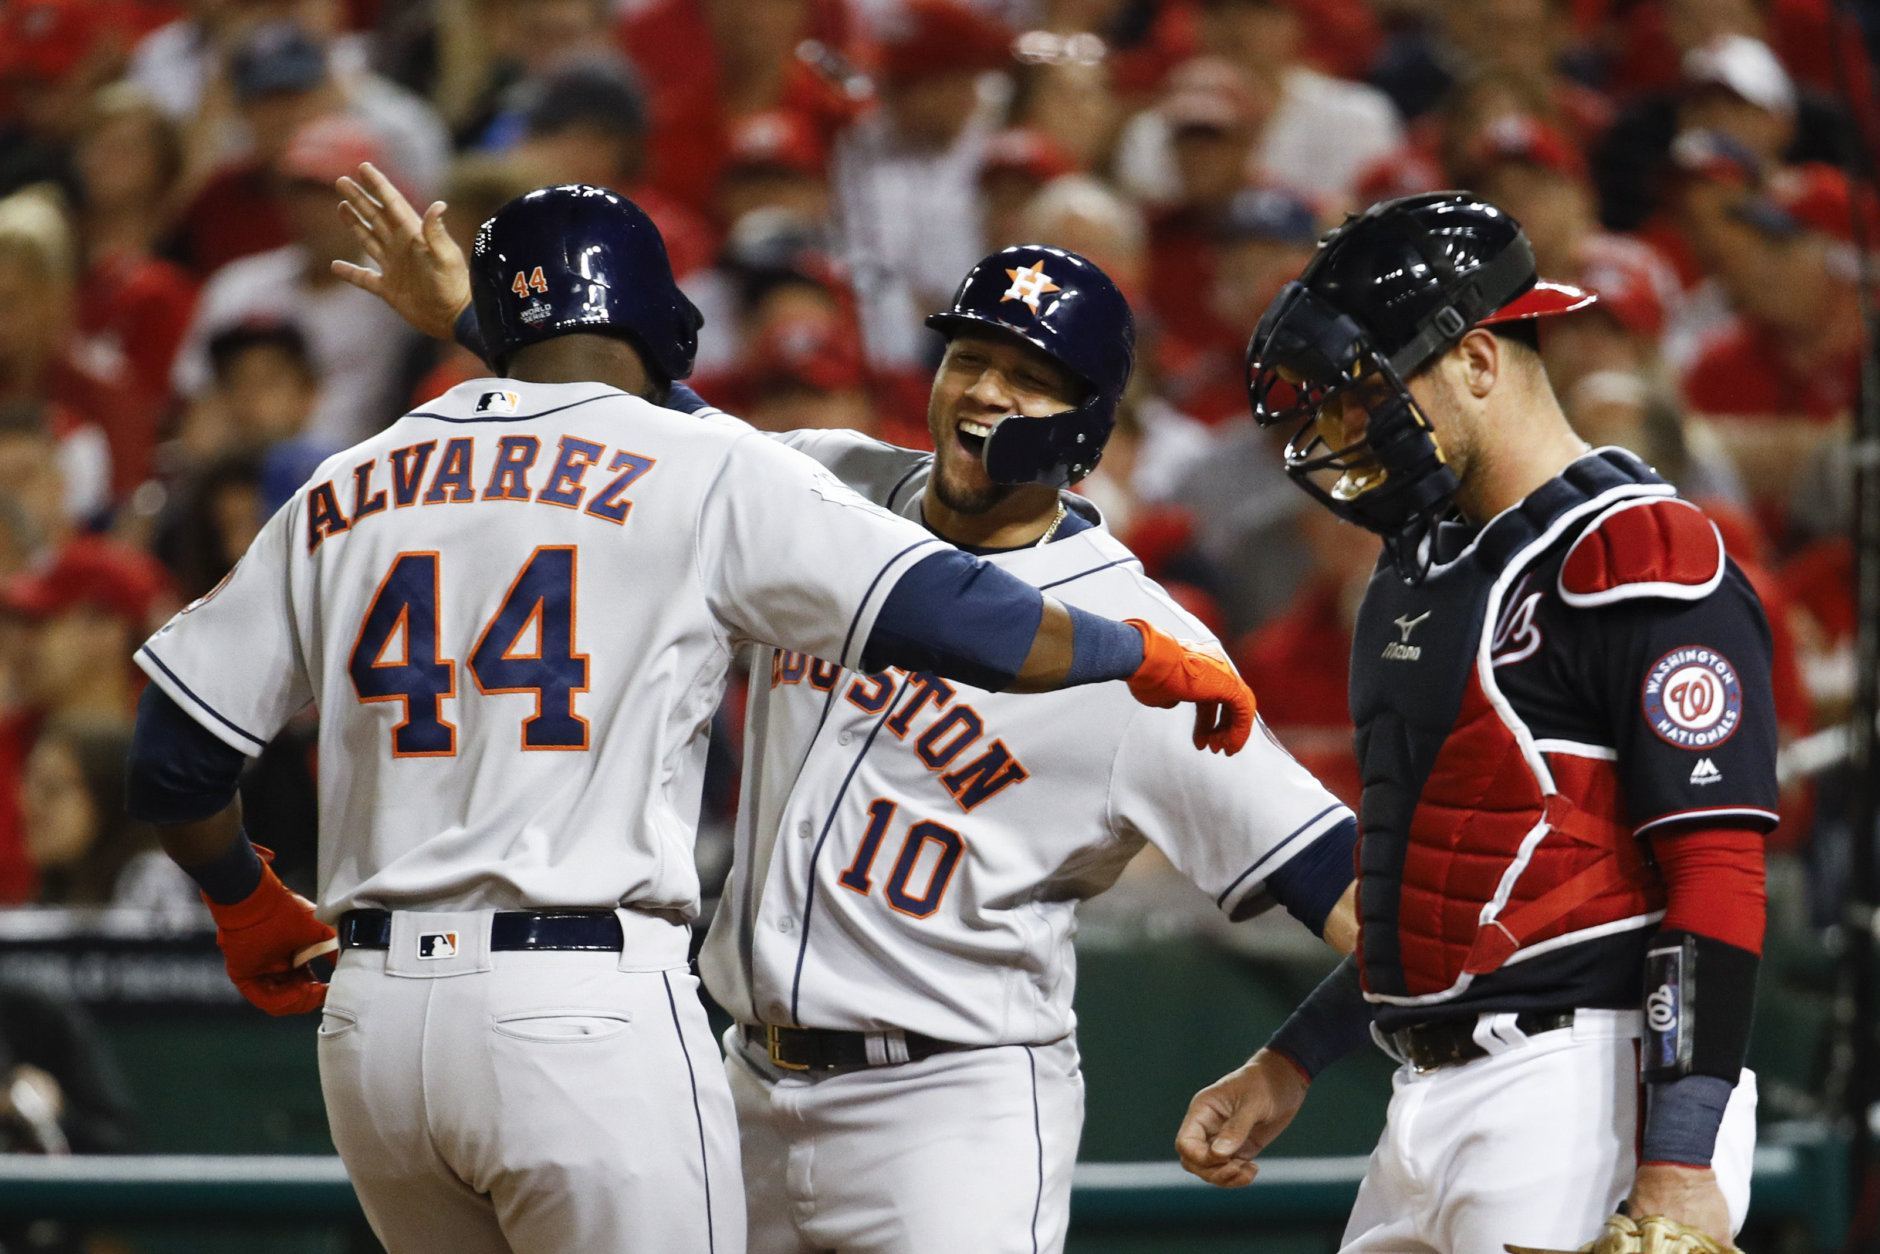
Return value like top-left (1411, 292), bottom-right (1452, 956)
top-left (1345, 448), bottom-right (1778, 1029)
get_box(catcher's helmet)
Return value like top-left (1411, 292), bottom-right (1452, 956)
top-left (470, 184), bottom-right (703, 381)
top-left (1244, 191), bottom-right (1592, 576)
top-left (926, 245), bottom-right (1135, 488)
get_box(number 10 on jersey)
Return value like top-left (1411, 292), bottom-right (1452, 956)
top-left (350, 547), bottom-right (590, 757)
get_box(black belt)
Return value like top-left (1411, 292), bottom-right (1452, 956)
top-left (741, 1023), bottom-right (972, 1073)
top-left (337, 908), bottom-right (624, 952)
top-left (1388, 1010), bottom-right (1577, 1071)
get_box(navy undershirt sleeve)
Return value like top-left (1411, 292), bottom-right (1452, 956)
top-left (1263, 817), bottom-right (1357, 937)
top-left (864, 550), bottom-right (1045, 690)
top-left (1266, 955), bottom-right (1373, 1080)
top-left (125, 684), bottom-right (247, 824)
top-left (452, 304), bottom-right (487, 362)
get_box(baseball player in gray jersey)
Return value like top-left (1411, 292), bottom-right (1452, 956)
top-left (339, 168), bottom-right (1360, 1254)
top-left (122, 182), bottom-right (1252, 1254)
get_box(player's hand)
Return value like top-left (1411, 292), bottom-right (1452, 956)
top-left (331, 161), bottom-right (472, 342)
top-left (203, 850), bottom-right (336, 1016)
top-left (1174, 1048), bottom-right (1307, 1187)
top-left (1123, 619), bottom-right (1255, 754)
top-left (1622, 1165), bottom-right (1736, 1250)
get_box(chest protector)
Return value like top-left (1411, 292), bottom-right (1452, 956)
top-left (1350, 450), bottom-right (1671, 1006)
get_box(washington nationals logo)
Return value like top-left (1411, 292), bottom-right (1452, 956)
top-left (1000, 262), bottom-right (1060, 313)
top-left (1641, 645), bottom-right (1744, 750)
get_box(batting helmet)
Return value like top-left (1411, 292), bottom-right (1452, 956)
top-left (926, 245), bottom-right (1134, 488)
top-left (1244, 191), bottom-right (1592, 574)
top-left (470, 184), bottom-right (703, 381)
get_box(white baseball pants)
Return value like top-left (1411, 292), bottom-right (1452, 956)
top-left (317, 909), bottom-right (745, 1254)
top-left (1340, 1009), bottom-right (1757, 1254)
top-left (725, 1030), bottom-right (1084, 1254)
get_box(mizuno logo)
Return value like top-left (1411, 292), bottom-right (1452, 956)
top-left (1383, 611), bottom-right (1430, 661)
top-left (1689, 758), bottom-right (1722, 786)
top-left (1394, 611), bottom-right (1431, 643)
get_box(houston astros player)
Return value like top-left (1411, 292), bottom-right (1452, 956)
top-left (334, 167), bottom-right (1361, 1253)
top-left (1177, 193), bottom-right (1774, 1254)
top-left (119, 183), bottom-right (1252, 1254)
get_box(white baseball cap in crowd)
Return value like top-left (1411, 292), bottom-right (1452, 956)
top-left (1682, 35), bottom-right (1797, 117)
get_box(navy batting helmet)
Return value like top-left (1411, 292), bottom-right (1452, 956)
top-left (1244, 191), bottom-right (1592, 575)
top-left (470, 184), bottom-right (703, 381)
top-left (926, 245), bottom-right (1134, 488)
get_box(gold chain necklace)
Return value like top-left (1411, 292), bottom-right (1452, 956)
top-left (1034, 502), bottom-right (1069, 547)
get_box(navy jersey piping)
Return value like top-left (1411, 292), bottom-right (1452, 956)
top-left (136, 646), bottom-right (268, 749)
top-left (788, 674), bottom-right (916, 1024)
top-left (838, 540), bottom-right (941, 669)
top-left (661, 971), bottom-right (717, 1253)
top-left (1214, 803), bottom-right (1344, 909)
top-left (1037, 556), bottom-right (1140, 593)
top-left (407, 393), bottom-right (620, 425)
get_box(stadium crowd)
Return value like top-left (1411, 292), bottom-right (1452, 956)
top-left (0, 0), bottom-right (1871, 930)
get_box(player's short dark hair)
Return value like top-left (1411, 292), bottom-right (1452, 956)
top-left (1490, 318), bottom-right (1541, 356)
top-left (207, 320), bottom-right (316, 383)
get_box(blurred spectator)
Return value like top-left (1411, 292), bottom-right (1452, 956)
top-left (1018, 174), bottom-right (1149, 300)
top-left (172, 116), bottom-right (422, 447)
top-left (172, 19), bottom-right (447, 274)
top-left (1678, 167), bottom-right (1865, 533)
top-left (1679, 35), bottom-right (1798, 166)
top-left (71, 84), bottom-right (200, 425)
top-left (978, 127), bottom-right (1078, 251)
top-left (24, 717), bottom-right (203, 921)
top-left (1007, 30), bottom-right (1124, 173)
top-left (0, 534), bottom-right (171, 905)
top-left (617, 0), bottom-right (862, 217)
top-left (155, 449), bottom-right (269, 605)
top-left (1163, 183), bottom-right (1318, 422)
top-left (836, 0), bottom-right (1012, 366)
top-left (720, 111), bottom-right (834, 236)
top-left (1137, 59), bottom-right (1265, 380)
top-left (742, 319), bottom-right (876, 436)
top-left (0, 0), bottom-right (126, 202)
top-left (0, 187), bottom-right (144, 507)
top-left (1233, 506), bottom-right (1378, 806)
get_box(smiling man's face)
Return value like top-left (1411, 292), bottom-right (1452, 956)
top-left (925, 331), bottom-right (1084, 514)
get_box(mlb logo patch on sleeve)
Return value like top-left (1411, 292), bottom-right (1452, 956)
top-left (1641, 646), bottom-right (1743, 750)
top-left (418, 931), bottom-right (460, 959)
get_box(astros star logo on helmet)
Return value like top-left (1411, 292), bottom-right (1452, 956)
top-left (1001, 262), bottom-right (1060, 313)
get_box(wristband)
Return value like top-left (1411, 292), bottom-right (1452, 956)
top-left (182, 831), bottom-right (266, 906)
top-left (1642, 1073), bottom-right (1735, 1167)
top-left (1266, 955), bottom-right (1372, 1080)
top-left (1065, 606), bottom-right (1146, 686)
top-left (452, 304), bottom-right (487, 362)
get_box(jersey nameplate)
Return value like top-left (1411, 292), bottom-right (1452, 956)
top-left (305, 433), bottom-right (658, 552)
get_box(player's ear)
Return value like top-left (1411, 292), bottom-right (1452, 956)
top-left (1455, 329), bottom-right (1500, 400)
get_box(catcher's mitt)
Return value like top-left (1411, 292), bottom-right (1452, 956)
top-left (1506, 1213), bottom-right (1739, 1254)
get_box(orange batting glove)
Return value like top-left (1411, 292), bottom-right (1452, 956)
top-left (1123, 619), bottom-right (1256, 755)
top-left (203, 848), bottom-right (336, 1016)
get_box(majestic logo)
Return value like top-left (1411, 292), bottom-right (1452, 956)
top-left (1642, 646), bottom-right (1744, 749)
top-left (1689, 758), bottom-right (1723, 786)
top-left (417, 931), bottom-right (460, 960)
top-left (1382, 610), bottom-right (1430, 662)
top-left (475, 390), bottom-right (520, 414)
top-left (1000, 262), bottom-right (1061, 313)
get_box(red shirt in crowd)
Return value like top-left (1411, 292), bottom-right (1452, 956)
top-left (1233, 577), bottom-right (1361, 807)
top-left (74, 250), bottom-right (198, 416)
top-left (172, 160), bottom-right (292, 277)
top-left (1680, 317), bottom-right (1860, 423)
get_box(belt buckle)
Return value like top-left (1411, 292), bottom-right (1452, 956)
top-left (766, 1025), bottom-right (810, 1072)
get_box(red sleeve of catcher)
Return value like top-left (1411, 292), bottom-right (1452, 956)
top-left (1648, 823), bottom-right (1767, 955)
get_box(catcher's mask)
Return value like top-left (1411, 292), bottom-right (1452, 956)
top-left (1245, 192), bottom-right (1593, 580)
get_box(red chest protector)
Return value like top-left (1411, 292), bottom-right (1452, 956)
top-left (1348, 451), bottom-right (1725, 1007)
